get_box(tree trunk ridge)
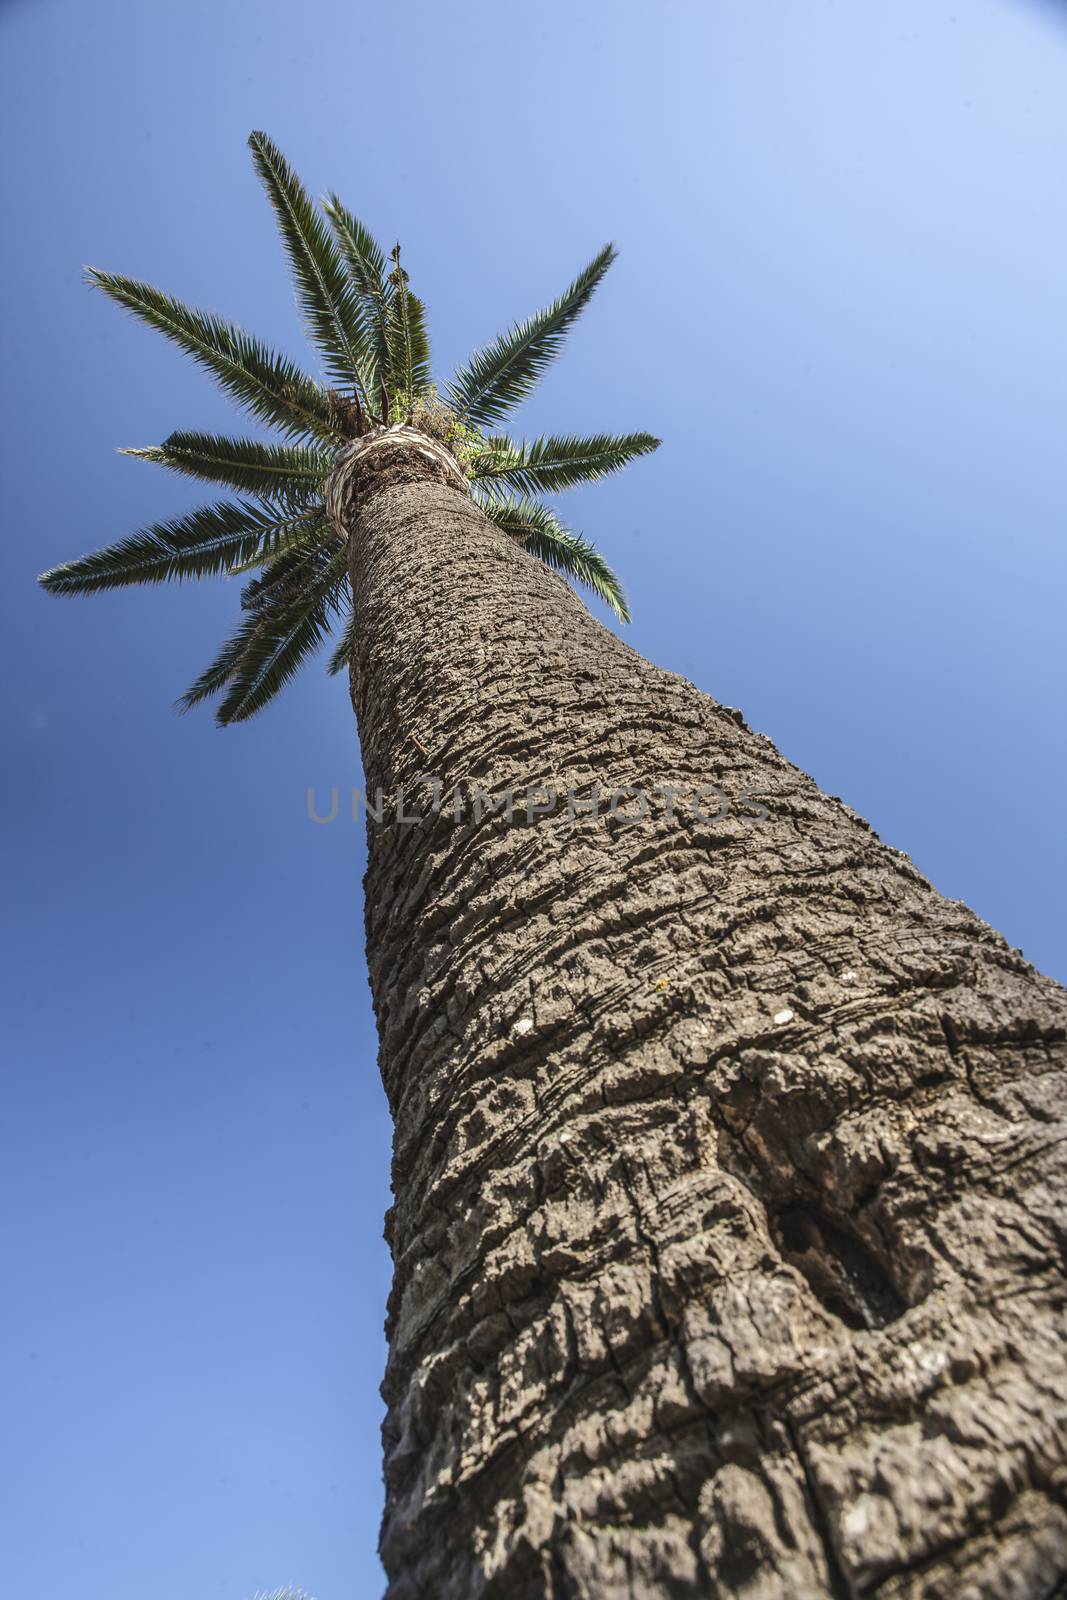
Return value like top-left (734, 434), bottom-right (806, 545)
top-left (334, 444), bottom-right (1067, 1600)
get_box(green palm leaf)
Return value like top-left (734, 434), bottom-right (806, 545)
top-left (248, 131), bottom-right (373, 403)
top-left (223, 520), bottom-right (334, 578)
top-left (85, 269), bottom-right (342, 443)
top-left (469, 430), bottom-right (660, 496)
top-left (238, 543), bottom-right (318, 610)
top-left (123, 433), bottom-right (330, 500)
top-left (39, 500), bottom-right (324, 594)
top-left (385, 247), bottom-right (431, 418)
top-left (322, 195), bottom-right (390, 411)
top-left (326, 603), bottom-right (357, 677)
top-left (177, 608), bottom-right (263, 712)
top-left (479, 494), bottom-right (630, 622)
top-left (216, 546), bottom-right (348, 723)
top-left (445, 244), bottom-right (616, 428)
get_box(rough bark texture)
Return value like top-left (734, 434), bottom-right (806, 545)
top-left (329, 433), bottom-right (1067, 1599)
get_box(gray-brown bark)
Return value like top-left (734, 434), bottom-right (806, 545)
top-left (328, 432), bottom-right (1067, 1599)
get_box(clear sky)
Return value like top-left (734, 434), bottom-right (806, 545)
top-left (3, 1), bottom-right (1066, 1595)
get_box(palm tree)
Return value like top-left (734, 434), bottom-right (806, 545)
top-left (41, 135), bottom-right (1067, 1599)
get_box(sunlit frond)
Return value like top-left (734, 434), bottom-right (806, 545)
top-left (326, 602), bottom-right (357, 677)
top-left (123, 433), bottom-right (330, 500)
top-left (179, 545), bottom-right (348, 723)
top-left (469, 430), bottom-right (659, 496)
top-left (478, 494), bottom-right (630, 622)
top-left (216, 546), bottom-right (349, 723)
top-left (249, 131), bottom-right (373, 402)
top-left (85, 269), bottom-right (342, 443)
top-left (385, 246), bottom-right (431, 417)
top-left (445, 244), bottom-right (616, 428)
top-left (322, 195), bottom-right (390, 411)
top-left (39, 500), bottom-right (323, 594)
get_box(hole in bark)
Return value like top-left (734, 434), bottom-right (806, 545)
top-left (771, 1204), bottom-right (906, 1330)
top-left (718, 1542), bottom-right (763, 1589)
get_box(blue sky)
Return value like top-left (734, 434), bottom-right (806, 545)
top-left (3, 1), bottom-right (1066, 1595)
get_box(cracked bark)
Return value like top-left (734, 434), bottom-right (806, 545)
top-left (328, 433), bottom-right (1067, 1599)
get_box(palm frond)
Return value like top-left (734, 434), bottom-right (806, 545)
top-left (323, 198), bottom-right (387, 298)
top-left (385, 246), bottom-right (431, 417)
top-left (123, 433), bottom-right (330, 500)
top-left (39, 500), bottom-right (325, 595)
top-left (326, 602), bottom-right (357, 677)
top-left (215, 546), bottom-right (348, 723)
top-left (479, 494), bottom-right (630, 622)
top-left (177, 608), bottom-right (263, 712)
top-left (222, 517), bottom-right (333, 577)
top-left (85, 269), bottom-right (343, 443)
top-left (322, 195), bottom-right (390, 410)
top-left (238, 543), bottom-right (316, 609)
top-left (469, 430), bottom-right (660, 496)
top-left (248, 131), bottom-right (373, 402)
top-left (445, 244), bottom-right (616, 428)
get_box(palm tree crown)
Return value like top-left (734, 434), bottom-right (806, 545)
top-left (39, 132), bottom-right (659, 724)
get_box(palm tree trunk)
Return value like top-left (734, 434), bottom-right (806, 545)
top-left (330, 434), bottom-right (1067, 1599)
